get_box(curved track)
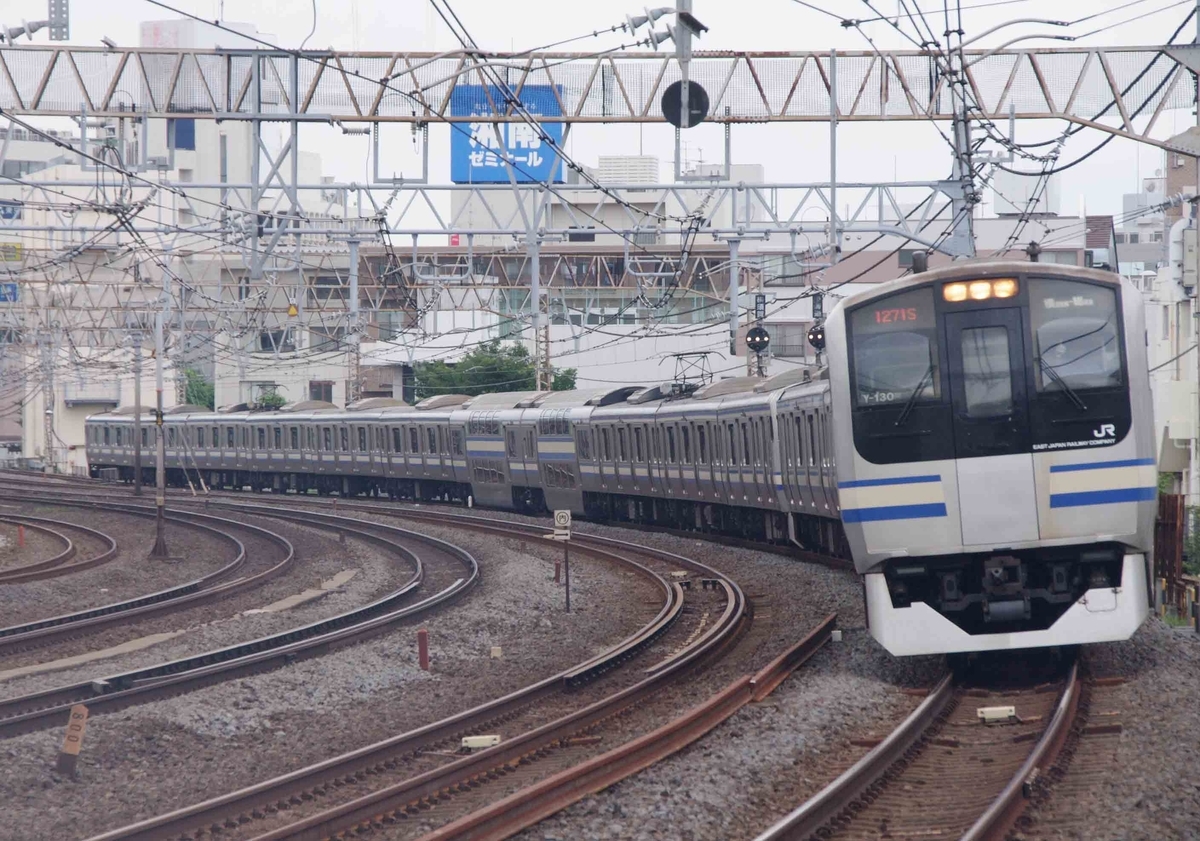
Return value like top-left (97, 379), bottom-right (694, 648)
top-left (0, 504), bottom-right (478, 738)
top-left (0, 496), bottom-right (291, 656)
top-left (756, 661), bottom-right (1081, 841)
top-left (0, 515), bottom-right (117, 583)
top-left (83, 509), bottom-right (769, 841)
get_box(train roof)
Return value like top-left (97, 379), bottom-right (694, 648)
top-left (841, 259), bottom-right (1124, 310)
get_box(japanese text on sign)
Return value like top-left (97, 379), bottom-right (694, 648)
top-left (449, 85), bottom-right (564, 184)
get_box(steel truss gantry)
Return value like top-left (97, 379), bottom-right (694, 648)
top-left (0, 39), bottom-right (1195, 404)
top-left (0, 44), bottom-right (1196, 152)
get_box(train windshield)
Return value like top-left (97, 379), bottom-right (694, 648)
top-left (1029, 279), bottom-right (1123, 392)
top-left (850, 287), bottom-right (941, 407)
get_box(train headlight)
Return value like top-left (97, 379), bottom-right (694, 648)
top-left (944, 279), bottom-right (1019, 302)
top-left (943, 283), bottom-right (968, 302)
top-left (992, 278), bottom-right (1018, 298)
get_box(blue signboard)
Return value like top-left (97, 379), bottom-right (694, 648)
top-left (0, 201), bottom-right (21, 222)
top-left (449, 85), bottom-right (564, 184)
top-left (0, 282), bottom-right (17, 303)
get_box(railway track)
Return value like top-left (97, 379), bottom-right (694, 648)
top-left (0, 497), bottom-right (290, 656)
top-left (756, 660), bottom-right (1081, 841)
top-left (82, 511), bottom-right (829, 841)
top-left (0, 514), bottom-right (119, 583)
top-left (0, 501), bottom-right (478, 738)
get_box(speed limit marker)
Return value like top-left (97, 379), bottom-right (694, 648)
top-left (553, 510), bottom-right (572, 539)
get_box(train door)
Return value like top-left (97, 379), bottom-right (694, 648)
top-left (944, 307), bottom-right (1038, 545)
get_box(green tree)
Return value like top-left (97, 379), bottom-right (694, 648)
top-left (551, 367), bottom-right (577, 391)
top-left (183, 368), bottom-right (215, 410)
top-left (414, 341), bottom-right (576, 399)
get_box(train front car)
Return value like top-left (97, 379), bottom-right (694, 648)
top-left (826, 261), bottom-right (1153, 655)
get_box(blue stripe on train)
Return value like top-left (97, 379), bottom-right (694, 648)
top-left (841, 502), bottom-right (948, 523)
top-left (838, 474), bottom-right (941, 489)
top-left (1049, 457), bottom-right (1155, 473)
top-left (1049, 487), bottom-right (1156, 507)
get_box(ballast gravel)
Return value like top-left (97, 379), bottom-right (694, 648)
top-left (0, 503), bottom-right (234, 626)
top-left (1014, 617), bottom-right (1200, 841)
top-left (0, 531), bottom-right (398, 697)
top-left (0, 525), bottom-right (659, 841)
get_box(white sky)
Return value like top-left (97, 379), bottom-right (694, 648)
top-left (4, 0), bottom-right (1197, 217)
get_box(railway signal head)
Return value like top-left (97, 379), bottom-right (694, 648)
top-left (807, 323), bottom-right (825, 351)
top-left (745, 326), bottom-right (771, 354)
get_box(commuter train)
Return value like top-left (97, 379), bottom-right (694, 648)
top-left (86, 261), bottom-right (1154, 656)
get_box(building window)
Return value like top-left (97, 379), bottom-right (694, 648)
top-left (309, 380), bottom-right (334, 402)
top-left (1115, 233), bottom-right (1126, 244)
top-left (259, 329), bottom-right (295, 352)
top-left (1128, 232), bottom-right (1139, 244)
top-left (309, 325), bottom-right (346, 350)
top-left (1153, 231), bottom-right (1163, 243)
top-left (764, 323), bottom-right (812, 357)
top-left (309, 275), bottom-right (348, 303)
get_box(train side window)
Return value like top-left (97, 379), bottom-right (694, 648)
top-left (228, 428), bottom-right (235, 448)
top-left (274, 427), bottom-right (283, 449)
top-left (143, 428), bottom-right (149, 447)
top-left (617, 428), bottom-right (628, 461)
top-left (633, 427), bottom-right (644, 462)
top-left (727, 424), bottom-right (736, 465)
top-left (681, 426), bottom-right (692, 463)
top-left (807, 415), bottom-right (817, 467)
top-left (197, 427), bottom-right (206, 448)
top-left (697, 426), bottom-right (708, 464)
top-left (115, 427), bottom-right (123, 446)
top-left (165, 427), bottom-right (174, 447)
top-left (290, 427), bottom-right (299, 449)
top-left (323, 427), bottom-right (332, 451)
top-left (409, 427), bottom-right (419, 454)
top-left (358, 427), bottom-right (367, 452)
top-left (451, 430), bottom-right (464, 456)
top-left (340, 427), bottom-right (349, 451)
top-left (506, 430), bottom-right (517, 458)
top-left (212, 426), bottom-right (219, 447)
top-left (306, 428), bottom-right (315, 450)
top-left (256, 427), bottom-right (265, 449)
top-left (577, 429), bottom-right (592, 459)
top-left (392, 428), bottom-right (402, 453)
top-left (794, 416), bottom-right (805, 467)
top-left (741, 424), bottom-right (751, 466)
top-left (667, 427), bottom-right (677, 463)
top-left (427, 428), bottom-right (436, 453)
top-left (601, 428), bottom-right (611, 461)
top-left (651, 428), bottom-right (660, 461)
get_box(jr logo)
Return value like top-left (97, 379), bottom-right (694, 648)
top-left (1093, 424), bottom-right (1116, 438)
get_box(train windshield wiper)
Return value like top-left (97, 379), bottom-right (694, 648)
top-left (1035, 356), bottom-right (1088, 411)
top-left (894, 364), bottom-right (935, 428)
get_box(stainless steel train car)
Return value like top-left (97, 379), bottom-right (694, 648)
top-left (86, 260), bottom-right (1154, 657)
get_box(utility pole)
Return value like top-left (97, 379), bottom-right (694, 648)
top-left (347, 235), bottom-right (361, 403)
top-left (728, 238), bottom-right (740, 356)
top-left (944, 34), bottom-right (978, 258)
top-left (132, 332), bottom-right (143, 496)
top-left (149, 250), bottom-right (171, 558)
top-left (40, 333), bottom-right (54, 474)
top-left (528, 220), bottom-right (546, 391)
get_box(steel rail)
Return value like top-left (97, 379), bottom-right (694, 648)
top-left (0, 515), bottom-right (119, 583)
top-left (414, 614), bottom-right (838, 841)
top-left (0, 496), bottom-right (279, 654)
top-left (753, 673), bottom-right (957, 841)
top-left (0, 516), bottom-right (76, 578)
top-left (242, 554), bottom-right (745, 841)
top-left (84, 514), bottom-right (693, 841)
top-left (0, 507), bottom-right (478, 737)
top-left (960, 662), bottom-right (1082, 841)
